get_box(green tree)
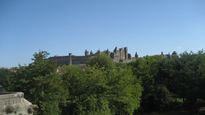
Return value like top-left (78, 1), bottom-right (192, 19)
top-left (0, 68), bottom-right (13, 89)
top-left (169, 51), bottom-right (205, 103)
top-left (62, 54), bottom-right (142, 115)
top-left (87, 53), bottom-right (115, 71)
top-left (129, 55), bottom-right (173, 112)
top-left (107, 65), bottom-right (142, 115)
top-left (61, 65), bottom-right (112, 115)
top-left (9, 51), bottom-right (67, 115)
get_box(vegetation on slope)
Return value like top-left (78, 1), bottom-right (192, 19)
top-left (1, 50), bottom-right (205, 114)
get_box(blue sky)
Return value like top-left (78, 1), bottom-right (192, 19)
top-left (0, 0), bottom-right (205, 67)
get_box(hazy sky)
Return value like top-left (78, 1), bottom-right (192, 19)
top-left (0, 0), bottom-right (205, 67)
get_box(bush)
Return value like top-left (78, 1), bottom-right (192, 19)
top-left (27, 107), bottom-right (33, 114)
top-left (5, 105), bottom-right (15, 114)
top-left (153, 85), bottom-right (173, 111)
top-left (61, 64), bottom-right (142, 115)
top-left (87, 53), bottom-right (115, 71)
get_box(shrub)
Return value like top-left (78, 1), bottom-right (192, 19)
top-left (27, 107), bottom-right (33, 114)
top-left (5, 105), bottom-right (15, 114)
top-left (87, 53), bottom-right (115, 71)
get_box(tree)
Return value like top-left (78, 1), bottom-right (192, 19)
top-left (129, 55), bottom-right (173, 112)
top-left (107, 65), bottom-right (142, 115)
top-left (9, 51), bottom-right (67, 115)
top-left (0, 68), bottom-right (13, 89)
top-left (61, 65), bottom-right (112, 115)
top-left (153, 84), bottom-right (172, 111)
top-left (169, 51), bottom-right (205, 103)
top-left (62, 54), bottom-right (142, 115)
top-left (87, 53), bottom-right (115, 71)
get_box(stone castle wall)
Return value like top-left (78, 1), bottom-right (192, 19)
top-left (49, 55), bottom-right (92, 65)
top-left (49, 47), bottom-right (133, 66)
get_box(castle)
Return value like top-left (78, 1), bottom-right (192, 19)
top-left (48, 47), bottom-right (134, 66)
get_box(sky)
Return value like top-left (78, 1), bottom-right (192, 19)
top-left (0, 0), bottom-right (205, 68)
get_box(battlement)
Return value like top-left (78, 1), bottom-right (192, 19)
top-left (49, 47), bottom-right (133, 66)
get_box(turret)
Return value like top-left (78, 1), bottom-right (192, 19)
top-left (135, 52), bottom-right (138, 58)
top-left (96, 50), bottom-right (101, 54)
top-left (105, 49), bottom-right (110, 56)
top-left (69, 53), bottom-right (72, 65)
top-left (128, 53), bottom-right (132, 59)
top-left (124, 47), bottom-right (128, 60)
top-left (114, 47), bottom-right (118, 53)
top-left (90, 50), bottom-right (93, 55)
top-left (85, 50), bottom-right (89, 56)
top-left (161, 52), bottom-right (164, 56)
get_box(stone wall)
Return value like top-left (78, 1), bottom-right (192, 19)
top-left (49, 55), bottom-right (92, 65)
top-left (72, 56), bottom-right (92, 64)
top-left (49, 47), bottom-right (133, 66)
top-left (0, 93), bottom-right (24, 106)
top-left (111, 47), bottom-right (129, 62)
top-left (0, 92), bottom-right (33, 115)
top-left (49, 56), bottom-right (70, 66)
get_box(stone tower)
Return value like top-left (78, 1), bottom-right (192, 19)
top-left (105, 49), bottom-right (110, 56)
top-left (69, 53), bottom-right (72, 65)
top-left (90, 50), bottom-right (93, 55)
top-left (114, 47), bottom-right (117, 53)
top-left (119, 48), bottom-right (123, 61)
top-left (85, 50), bottom-right (89, 56)
top-left (135, 52), bottom-right (138, 58)
top-left (124, 47), bottom-right (128, 60)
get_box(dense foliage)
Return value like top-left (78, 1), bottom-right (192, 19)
top-left (129, 50), bottom-right (205, 113)
top-left (2, 50), bottom-right (205, 114)
top-left (87, 53), bottom-right (115, 71)
top-left (6, 51), bottom-right (68, 115)
top-left (0, 68), bottom-right (13, 89)
top-left (62, 55), bottom-right (142, 115)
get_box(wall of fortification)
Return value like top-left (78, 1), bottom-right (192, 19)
top-left (49, 47), bottom-right (132, 66)
top-left (72, 56), bottom-right (91, 64)
top-left (49, 56), bottom-right (70, 66)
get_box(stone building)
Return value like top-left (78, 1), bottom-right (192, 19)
top-left (48, 47), bottom-right (133, 66)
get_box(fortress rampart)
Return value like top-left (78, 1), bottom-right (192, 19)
top-left (49, 47), bottom-right (134, 66)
